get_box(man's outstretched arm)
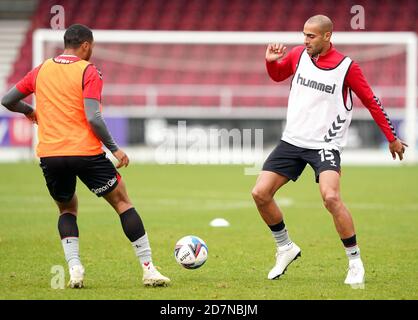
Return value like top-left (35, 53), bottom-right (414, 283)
top-left (265, 45), bottom-right (304, 82)
top-left (1, 86), bottom-right (37, 123)
top-left (84, 98), bottom-right (129, 168)
top-left (346, 63), bottom-right (407, 160)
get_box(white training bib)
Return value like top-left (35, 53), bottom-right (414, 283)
top-left (282, 49), bottom-right (353, 152)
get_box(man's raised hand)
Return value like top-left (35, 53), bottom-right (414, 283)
top-left (266, 43), bottom-right (287, 62)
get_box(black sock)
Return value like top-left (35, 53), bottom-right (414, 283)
top-left (58, 213), bottom-right (79, 239)
top-left (341, 234), bottom-right (357, 247)
top-left (268, 220), bottom-right (285, 232)
top-left (119, 208), bottom-right (146, 242)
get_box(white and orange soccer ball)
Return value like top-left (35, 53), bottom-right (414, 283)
top-left (174, 235), bottom-right (208, 269)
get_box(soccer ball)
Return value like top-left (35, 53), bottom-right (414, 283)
top-left (174, 235), bottom-right (208, 269)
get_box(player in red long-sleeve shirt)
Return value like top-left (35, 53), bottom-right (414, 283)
top-left (251, 15), bottom-right (406, 287)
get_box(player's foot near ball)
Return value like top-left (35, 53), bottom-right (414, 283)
top-left (68, 264), bottom-right (85, 289)
top-left (344, 258), bottom-right (365, 289)
top-left (142, 262), bottom-right (171, 287)
top-left (268, 242), bottom-right (301, 280)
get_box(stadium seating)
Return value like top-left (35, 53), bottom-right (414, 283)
top-left (6, 0), bottom-right (417, 109)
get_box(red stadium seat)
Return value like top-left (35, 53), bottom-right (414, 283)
top-left (5, 0), bottom-right (416, 110)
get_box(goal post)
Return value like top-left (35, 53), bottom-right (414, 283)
top-left (32, 30), bottom-right (417, 164)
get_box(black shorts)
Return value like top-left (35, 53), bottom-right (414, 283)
top-left (262, 140), bottom-right (341, 183)
top-left (39, 153), bottom-right (120, 202)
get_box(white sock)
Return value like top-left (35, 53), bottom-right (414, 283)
top-left (345, 245), bottom-right (361, 260)
top-left (132, 233), bottom-right (152, 265)
top-left (61, 237), bottom-right (81, 269)
top-left (271, 229), bottom-right (292, 249)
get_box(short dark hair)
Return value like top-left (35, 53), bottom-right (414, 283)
top-left (64, 24), bottom-right (93, 48)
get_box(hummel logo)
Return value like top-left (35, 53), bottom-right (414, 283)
top-left (324, 115), bottom-right (346, 142)
top-left (296, 73), bottom-right (336, 94)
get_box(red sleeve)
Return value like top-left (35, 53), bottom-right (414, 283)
top-left (15, 64), bottom-right (42, 95)
top-left (346, 62), bottom-right (397, 142)
top-left (83, 64), bottom-right (103, 101)
top-left (265, 46), bottom-right (304, 82)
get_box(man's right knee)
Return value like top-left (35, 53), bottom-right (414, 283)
top-left (251, 187), bottom-right (273, 206)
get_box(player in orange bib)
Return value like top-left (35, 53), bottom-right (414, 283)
top-left (1, 24), bottom-right (170, 288)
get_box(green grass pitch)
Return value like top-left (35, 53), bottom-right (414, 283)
top-left (0, 163), bottom-right (417, 300)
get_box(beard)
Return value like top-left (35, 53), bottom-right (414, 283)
top-left (308, 46), bottom-right (322, 57)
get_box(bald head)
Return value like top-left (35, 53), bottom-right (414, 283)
top-left (305, 15), bottom-right (333, 34)
top-left (302, 15), bottom-right (333, 56)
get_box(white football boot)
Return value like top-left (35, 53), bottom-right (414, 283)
top-left (344, 258), bottom-right (365, 289)
top-left (142, 262), bottom-right (171, 287)
top-left (68, 265), bottom-right (85, 289)
top-left (268, 242), bottom-right (301, 280)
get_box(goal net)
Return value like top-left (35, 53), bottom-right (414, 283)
top-left (23, 30), bottom-right (418, 166)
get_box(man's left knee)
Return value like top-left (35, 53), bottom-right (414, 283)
top-left (322, 192), bottom-right (341, 211)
